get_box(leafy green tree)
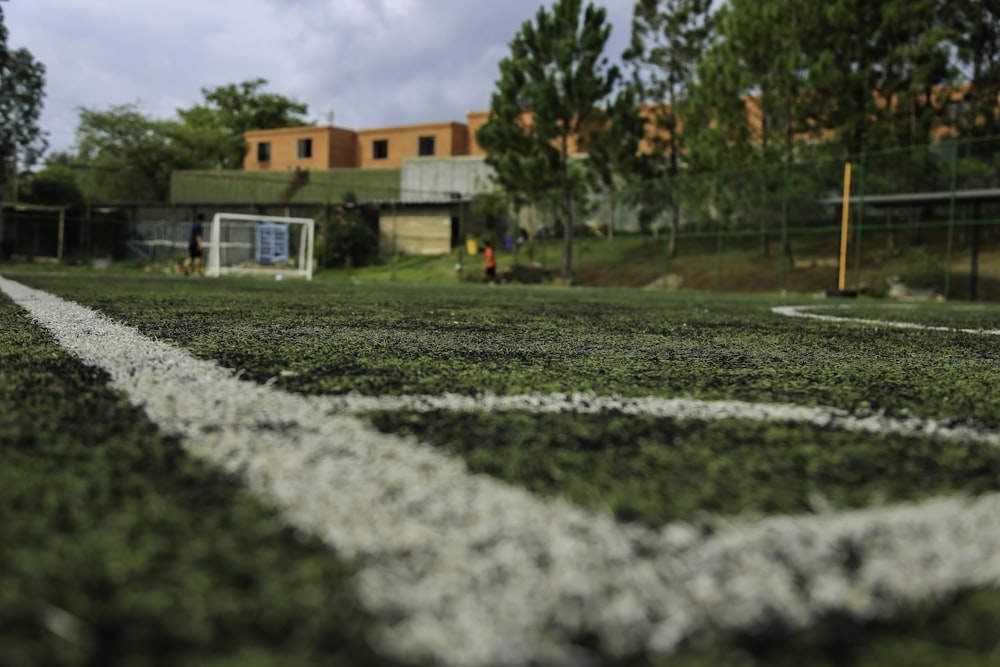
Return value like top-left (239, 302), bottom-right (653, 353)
top-left (582, 85), bottom-right (653, 237)
top-left (624, 0), bottom-right (714, 256)
top-left (684, 34), bottom-right (756, 171)
top-left (878, 0), bottom-right (954, 146)
top-left (74, 104), bottom-right (210, 203)
top-left (18, 153), bottom-right (85, 208)
top-left (321, 203), bottom-right (377, 269)
top-left (177, 78), bottom-right (310, 169)
top-left (477, 0), bottom-right (619, 282)
top-left (802, 0), bottom-right (953, 155)
top-left (947, 0), bottom-right (1000, 137)
top-left (0, 6), bottom-right (47, 199)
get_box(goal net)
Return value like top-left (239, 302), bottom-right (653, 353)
top-left (205, 212), bottom-right (315, 280)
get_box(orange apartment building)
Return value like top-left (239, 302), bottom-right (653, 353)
top-left (242, 109), bottom-right (589, 172)
top-left (244, 115), bottom-right (490, 171)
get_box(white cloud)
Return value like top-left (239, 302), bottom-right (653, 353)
top-left (4, 0), bottom-right (635, 155)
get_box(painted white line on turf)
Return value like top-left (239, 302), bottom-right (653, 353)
top-left (773, 303), bottom-right (1000, 335)
top-left (5, 274), bottom-right (1000, 667)
top-left (320, 392), bottom-right (1000, 448)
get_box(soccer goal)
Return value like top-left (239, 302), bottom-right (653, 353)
top-left (205, 212), bottom-right (315, 280)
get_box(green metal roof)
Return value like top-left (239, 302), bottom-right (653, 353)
top-left (170, 168), bottom-right (401, 204)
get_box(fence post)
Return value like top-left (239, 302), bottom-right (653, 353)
top-left (944, 139), bottom-right (959, 299)
top-left (662, 181), bottom-right (671, 285)
top-left (715, 173), bottom-right (724, 292)
top-left (852, 152), bottom-right (867, 291)
top-left (779, 163), bottom-right (790, 292)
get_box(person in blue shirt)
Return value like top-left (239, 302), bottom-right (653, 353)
top-left (183, 213), bottom-right (205, 275)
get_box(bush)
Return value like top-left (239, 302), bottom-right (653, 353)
top-left (321, 205), bottom-right (378, 269)
top-left (869, 247), bottom-right (945, 297)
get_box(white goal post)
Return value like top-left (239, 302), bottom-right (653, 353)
top-left (206, 212), bottom-right (315, 280)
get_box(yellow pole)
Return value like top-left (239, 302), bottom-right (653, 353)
top-left (838, 162), bottom-right (852, 292)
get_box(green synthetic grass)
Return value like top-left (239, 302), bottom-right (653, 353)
top-left (0, 298), bottom-right (396, 667)
top-left (5, 272), bottom-right (1000, 666)
top-left (16, 274), bottom-right (1000, 425)
top-left (367, 411), bottom-right (1000, 525)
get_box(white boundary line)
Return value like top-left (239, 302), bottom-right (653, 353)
top-left (5, 275), bottom-right (1000, 667)
top-left (773, 303), bottom-right (1000, 335)
top-left (320, 392), bottom-right (1000, 448)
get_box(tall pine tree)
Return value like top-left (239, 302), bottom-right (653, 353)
top-left (477, 0), bottom-right (619, 283)
top-left (625, 0), bottom-right (714, 256)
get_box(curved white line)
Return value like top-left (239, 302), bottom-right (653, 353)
top-left (5, 274), bottom-right (1000, 667)
top-left (773, 304), bottom-right (1000, 335)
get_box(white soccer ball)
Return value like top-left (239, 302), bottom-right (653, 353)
top-left (275, 274), bottom-right (283, 281)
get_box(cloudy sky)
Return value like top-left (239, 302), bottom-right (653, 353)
top-left (5, 0), bottom-right (635, 156)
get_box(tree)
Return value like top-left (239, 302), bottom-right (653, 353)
top-left (947, 0), bottom-right (1000, 137)
top-left (74, 104), bottom-right (211, 202)
top-left (624, 0), bottom-right (714, 256)
top-left (0, 5), bottom-right (47, 199)
top-left (18, 153), bottom-right (85, 208)
top-left (177, 78), bottom-right (310, 169)
top-left (801, 0), bottom-right (953, 155)
top-left (477, 0), bottom-right (620, 283)
top-left (582, 84), bottom-right (652, 237)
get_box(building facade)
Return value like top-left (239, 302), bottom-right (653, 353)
top-left (244, 117), bottom-right (485, 172)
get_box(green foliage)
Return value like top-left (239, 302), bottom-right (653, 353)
top-left (0, 9), bottom-right (47, 195)
top-left (621, 0), bottom-right (715, 255)
top-left (949, 0), bottom-right (1000, 138)
top-left (16, 161), bottom-right (85, 207)
top-left (74, 103), bottom-right (215, 203)
top-left (177, 78), bottom-right (311, 170)
top-left (869, 246), bottom-right (947, 296)
top-left (477, 0), bottom-right (619, 279)
top-left (321, 204), bottom-right (378, 269)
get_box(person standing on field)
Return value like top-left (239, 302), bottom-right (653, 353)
top-left (184, 213), bottom-right (205, 275)
top-left (484, 240), bottom-right (497, 284)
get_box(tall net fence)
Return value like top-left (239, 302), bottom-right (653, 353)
top-left (505, 135), bottom-right (1000, 300)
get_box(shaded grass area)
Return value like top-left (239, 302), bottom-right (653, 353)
top-left (0, 299), bottom-right (396, 667)
top-left (662, 590), bottom-right (1000, 667)
top-left (367, 411), bottom-right (1000, 525)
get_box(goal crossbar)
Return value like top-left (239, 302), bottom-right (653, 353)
top-left (206, 212), bottom-right (315, 280)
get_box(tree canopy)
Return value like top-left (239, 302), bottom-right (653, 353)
top-left (476, 0), bottom-right (620, 281)
top-left (0, 4), bottom-right (47, 199)
top-left (177, 78), bottom-right (311, 169)
top-left (27, 79), bottom-right (311, 204)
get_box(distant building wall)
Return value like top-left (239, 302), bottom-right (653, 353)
top-left (465, 111), bottom-right (489, 156)
top-left (356, 122), bottom-right (469, 170)
top-left (379, 208), bottom-right (454, 255)
top-left (400, 156), bottom-right (495, 202)
top-left (243, 126), bottom-right (357, 171)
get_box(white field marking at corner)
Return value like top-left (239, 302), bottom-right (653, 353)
top-left (5, 274), bottom-right (1000, 667)
top-left (319, 392), bottom-right (1000, 448)
top-left (773, 303), bottom-right (1000, 335)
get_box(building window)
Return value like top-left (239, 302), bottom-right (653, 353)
top-left (257, 141), bottom-right (271, 162)
top-left (297, 138), bottom-right (312, 158)
top-left (372, 139), bottom-right (388, 160)
top-left (418, 135), bottom-right (435, 156)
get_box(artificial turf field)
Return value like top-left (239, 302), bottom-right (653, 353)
top-left (3, 272), bottom-right (1000, 666)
